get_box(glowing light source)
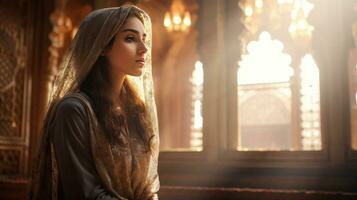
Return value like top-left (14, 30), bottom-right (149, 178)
top-left (244, 5), bottom-right (254, 16)
top-left (289, 0), bottom-right (315, 41)
top-left (255, 0), bottom-right (263, 8)
top-left (163, 0), bottom-right (192, 32)
top-left (238, 31), bottom-right (293, 85)
top-left (237, 0), bottom-right (321, 151)
top-left (190, 61), bottom-right (204, 151)
top-left (300, 54), bottom-right (321, 150)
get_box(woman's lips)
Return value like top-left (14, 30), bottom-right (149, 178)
top-left (136, 59), bottom-right (145, 66)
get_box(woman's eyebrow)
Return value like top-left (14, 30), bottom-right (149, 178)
top-left (122, 28), bottom-right (147, 37)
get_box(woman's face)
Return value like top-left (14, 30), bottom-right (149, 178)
top-left (105, 16), bottom-right (148, 77)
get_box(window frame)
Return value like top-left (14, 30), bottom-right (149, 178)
top-left (158, 0), bottom-right (357, 192)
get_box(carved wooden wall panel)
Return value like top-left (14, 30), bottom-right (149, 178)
top-left (0, 0), bottom-right (29, 177)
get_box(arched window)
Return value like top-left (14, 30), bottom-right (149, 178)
top-left (237, 0), bottom-right (321, 151)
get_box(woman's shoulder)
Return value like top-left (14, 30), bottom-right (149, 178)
top-left (55, 92), bottom-right (92, 119)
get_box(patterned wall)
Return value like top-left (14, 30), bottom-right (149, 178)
top-left (0, 0), bottom-right (29, 177)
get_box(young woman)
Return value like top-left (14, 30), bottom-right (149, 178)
top-left (29, 5), bottom-right (160, 200)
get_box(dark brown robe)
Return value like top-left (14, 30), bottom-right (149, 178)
top-left (30, 92), bottom-right (159, 200)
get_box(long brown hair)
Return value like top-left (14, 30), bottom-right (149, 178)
top-left (29, 6), bottom-right (157, 200)
top-left (80, 8), bottom-right (153, 152)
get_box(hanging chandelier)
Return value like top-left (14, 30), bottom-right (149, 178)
top-left (239, 0), bottom-right (314, 42)
top-left (288, 0), bottom-right (314, 41)
top-left (163, 0), bottom-right (191, 32)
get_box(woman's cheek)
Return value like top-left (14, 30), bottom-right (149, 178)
top-left (109, 52), bottom-right (124, 70)
top-left (124, 42), bottom-right (137, 56)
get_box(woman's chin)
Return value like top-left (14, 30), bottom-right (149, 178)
top-left (128, 69), bottom-right (143, 77)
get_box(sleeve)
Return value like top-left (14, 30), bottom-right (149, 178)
top-left (52, 98), bottom-right (120, 200)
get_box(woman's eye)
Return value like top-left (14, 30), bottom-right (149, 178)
top-left (125, 36), bottom-right (136, 42)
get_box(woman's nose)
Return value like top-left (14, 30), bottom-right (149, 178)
top-left (138, 41), bottom-right (148, 55)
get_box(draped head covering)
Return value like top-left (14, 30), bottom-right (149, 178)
top-left (29, 5), bottom-right (159, 200)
